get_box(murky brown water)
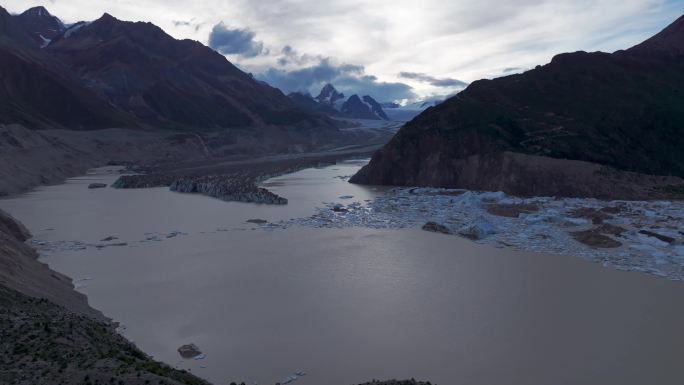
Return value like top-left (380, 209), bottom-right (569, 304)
top-left (2, 161), bottom-right (684, 385)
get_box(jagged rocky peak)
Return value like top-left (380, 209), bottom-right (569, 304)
top-left (316, 83), bottom-right (345, 105)
top-left (95, 12), bottom-right (120, 24)
top-left (14, 5), bottom-right (66, 47)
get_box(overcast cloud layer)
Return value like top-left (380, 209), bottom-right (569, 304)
top-left (4, 0), bottom-right (681, 101)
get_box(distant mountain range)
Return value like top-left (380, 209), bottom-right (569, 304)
top-left (351, 14), bottom-right (684, 199)
top-left (0, 6), bottom-right (333, 132)
top-left (288, 83), bottom-right (412, 121)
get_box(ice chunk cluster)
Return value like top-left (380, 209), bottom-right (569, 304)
top-left (278, 188), bottom-right (684, 280)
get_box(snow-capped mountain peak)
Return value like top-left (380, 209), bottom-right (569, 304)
top-left (315, 83), bottom-right (345, 106)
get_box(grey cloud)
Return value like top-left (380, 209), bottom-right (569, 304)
top-left (208, 22), bottom-right (266, 57)
top-left (282, 45), bottom-right (295, 55)
top-left (501, 67), bottom-right (527, 75)
top-left (257, 58), bottom-right (416, 102)
top-left (398, 72), bottom-right (468, 88)
top-left (258, 58), bottom-right (360, 90)
top-left (277, 45), bottom-right (323, 67)
top-left (334, 75), bottom-right (417, 102)
top-left (172, 18), bottom-right (204, 32)
top-left (503, 67), bottom-right (523, 72)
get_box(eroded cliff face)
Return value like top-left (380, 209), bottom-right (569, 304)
top-left (351, 146), bottom-right (684, 200)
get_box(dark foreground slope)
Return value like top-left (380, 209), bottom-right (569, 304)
top-left (0, 285), bottom-right (212, 385)
top-left (351, 15), bottom-right (684, 199)
top-left (0, 209), bottom-right (211, 385)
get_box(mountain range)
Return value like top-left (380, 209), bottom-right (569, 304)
top-left (289, 84), bottom-right (391, 121)
top-left (0, 6), bottom-right (333, 133)
top-left (351, 14), bottom-right (684, 199)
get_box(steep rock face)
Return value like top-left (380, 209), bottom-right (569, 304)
top-left (351, 14), bottom-right (684, 198)
top-left (342, 95), bottom-right (388, 120)
top-left (46, 13), bottom-right (320, 130)
top-left (362, 95), bottom-right (389, 120)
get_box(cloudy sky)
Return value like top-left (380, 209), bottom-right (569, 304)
top-left (4, 0), bottom-right (681, 102)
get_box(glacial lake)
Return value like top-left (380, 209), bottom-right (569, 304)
top-left (3, 160), bottom-right (684, 385)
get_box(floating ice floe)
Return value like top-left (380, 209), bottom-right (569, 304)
top-left (458, 217), bottom-right (497, 240)
top-left (32, 230), bottom-right (192, 254)
top-left (281, 371), bottom-right (307, 384)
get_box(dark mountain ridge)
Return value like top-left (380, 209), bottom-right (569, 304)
top-left (0, 6), bottom-right (333, 133)
top-left (46, 13), bottom-right (323, 130)
top-left (0, 8), bottom-right (137, 129)
top-left (351, 14), bottom-right (684, 198)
